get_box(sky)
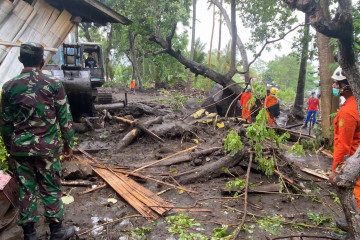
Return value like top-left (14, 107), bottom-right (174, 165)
top-left (181, 0), bottom-right (306, 64)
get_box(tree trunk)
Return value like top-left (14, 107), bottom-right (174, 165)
top-left (206, 4), bottom-right (216, 92)
top-left (186, 0), bottom-right (196, 94)
top-left (290, 13), bottom-right (310, 120)
top-left (217, 0), bottom-right (223, 61)
top-left (79, 22), bottom-right (92, 42)
top-left (129, 30), bottom-right (143, 89)
top-left (174, 150), bottom-right (244, 184)
top-left (315, 0), bottom-right (338, 139)
top-left (211, 0), bottom-right (250, 83)
top-left (316, 32), bottom-right (338, 138)
top-left (105, 23), bottom-right (114, 82)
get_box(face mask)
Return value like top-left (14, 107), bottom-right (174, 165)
top-left (271, 94), bottom-right (275, 97)
top-left (332, 88), bottom-right (340, 96)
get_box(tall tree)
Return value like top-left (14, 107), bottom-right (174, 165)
top-left (128, 30), bottom-right (143, 88)
top-left (211, 0), bottom-right (250, 83)
top-left (314, 0), bottom-right (338, 139)
top-left (79, 22), bottom-right (92, 42)
top-left (105, 23), bottom-right (114, 82)
top-left (207, 4), bottom-right (216, 92)
top-left (280, 0), bottom-right (360, 237)
top-left (186, 0), bottom-right (197, 94)
top-left (290, 13), bottom-right (311, 120)
top-left (217, 0), bottom-right (223, 61)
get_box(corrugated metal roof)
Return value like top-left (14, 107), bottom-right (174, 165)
top-left (44, 0), bottom-right (132, 25)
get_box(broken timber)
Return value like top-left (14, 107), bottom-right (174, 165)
top-left (115, 116), bottom-right (165, 143)
top-left (132, 145), bottom-right (198, 173)
top-left (159, 147), bottom-right (222, 166)
top-left (117, 116), bottom-right (164, 150)
top-left (77, 148), bottom-right (173, 220)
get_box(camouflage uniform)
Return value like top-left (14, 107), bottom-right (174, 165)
top-left (0, 43), bottom-right (74, 226)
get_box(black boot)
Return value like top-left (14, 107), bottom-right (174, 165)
top-left (302, 122), bottom-right (308, 129)
top-left (49, 222), bottom-right (75, 240)
top-left (336, 219), bottom-right (348, 232)
top-left (22, 223), bottom-right (37, 240)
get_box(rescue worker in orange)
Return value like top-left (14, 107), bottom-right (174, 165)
top-left (239, 88), bottom-right (252, 122)
top-left (328, 66), bottom-right (360, 235)
top-left (130, 78), bottom-right (136, 94)
top-left (264, 88), bottom-right (279, 125)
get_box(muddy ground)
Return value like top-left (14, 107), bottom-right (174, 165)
top-left (1, 86), bottom-right (344, 240)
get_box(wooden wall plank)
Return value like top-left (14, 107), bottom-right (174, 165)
top-left (0, 0), bottom-right (75, 86)
top-left (0, 0), bottom-right (34, 63)
top-left (0, 0), bottom-right (15, 26)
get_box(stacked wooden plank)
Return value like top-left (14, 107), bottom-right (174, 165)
top-left (94, 168), bottom-right (173, 220)
top-left (0, 0), bottom-right (75, 86)
top-left (78, 153), bottom-right (174, 220)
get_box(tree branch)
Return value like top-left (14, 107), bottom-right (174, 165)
top-left (149, 24), bottom-right (243, 95)
top-left (238, 24), bottom-right (305, 73)
top-left (232, 153), bottom-right (253, 239)
top-left (268, 234), bottom-right (337, 240)
top-left (282, 0), bottom-right (352, 39)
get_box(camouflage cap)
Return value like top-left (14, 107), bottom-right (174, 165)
top-left (20, 42), bottom-right (44, 57)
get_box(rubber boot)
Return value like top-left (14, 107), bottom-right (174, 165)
top-left (302, 122), bottom-right (308, 129)
top-left (336, 219), bottom-right (348, 232)
top-left (49, 222), bottom-right (75, 240)
top-left (22, 223), bottom-right (37, 240)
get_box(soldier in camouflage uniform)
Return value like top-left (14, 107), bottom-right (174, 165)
top-left (0, 42), bottom-right (75, 240)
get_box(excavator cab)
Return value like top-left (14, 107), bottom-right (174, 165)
top-left (81, 43), bottom-right (105, 88)
top-left (51, 43), bottom-right (110, 120)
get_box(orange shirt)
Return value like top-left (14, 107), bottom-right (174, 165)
top-left (130, 80), bottom-right (136, 89)
top-left (264, 95), bottom-right (278, 108)
top-left (333, 96), bottom-right (360, 171)
top-left (239, 92), bottom-right (252, 109)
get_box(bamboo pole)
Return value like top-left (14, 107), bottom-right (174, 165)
top-left (0, 41), bottom-right (58, 52)
top-left (79, 184), bottom-right (107, 195)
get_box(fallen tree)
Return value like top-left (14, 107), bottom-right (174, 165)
top-left (174, 149), bottom-right (245, 184)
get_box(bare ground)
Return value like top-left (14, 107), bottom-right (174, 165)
top-left (0, 88), bottom-right (344, 240)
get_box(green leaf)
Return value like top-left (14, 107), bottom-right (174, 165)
top-left (224, 130), bottom-right (243, 156)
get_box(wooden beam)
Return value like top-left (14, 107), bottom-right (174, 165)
top-left (81, 0), bottom-right (132, 25)
top-left (0, 41), bottom-right (58, 52)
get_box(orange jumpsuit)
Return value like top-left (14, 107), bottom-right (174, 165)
top-left (264, 95), bottom-right (278, 125)
top-left (333, 96), bottom-right (360, 210)
top-left (239, 92), bottom-right (252, 122)
top-left (130, 80), bottom-right (136, 90)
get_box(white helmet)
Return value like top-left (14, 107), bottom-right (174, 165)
top-left (332, 66), bottom-right (346, 81)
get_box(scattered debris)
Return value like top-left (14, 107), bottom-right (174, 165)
top-left (78, 148), bottom-right (174, 220)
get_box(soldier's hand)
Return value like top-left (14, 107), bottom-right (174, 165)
top-left (62, 145), bottom-right (73, 160)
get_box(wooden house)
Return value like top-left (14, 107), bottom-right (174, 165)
top-left (0, 0), bottom-right (131, 86)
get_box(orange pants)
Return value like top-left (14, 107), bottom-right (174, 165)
top-left (354, 177), bottom-right (360, 210)
top-left (267, 112), bottom-right (275, 125)
top-left (242, 107), bottom-right (251, 122)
